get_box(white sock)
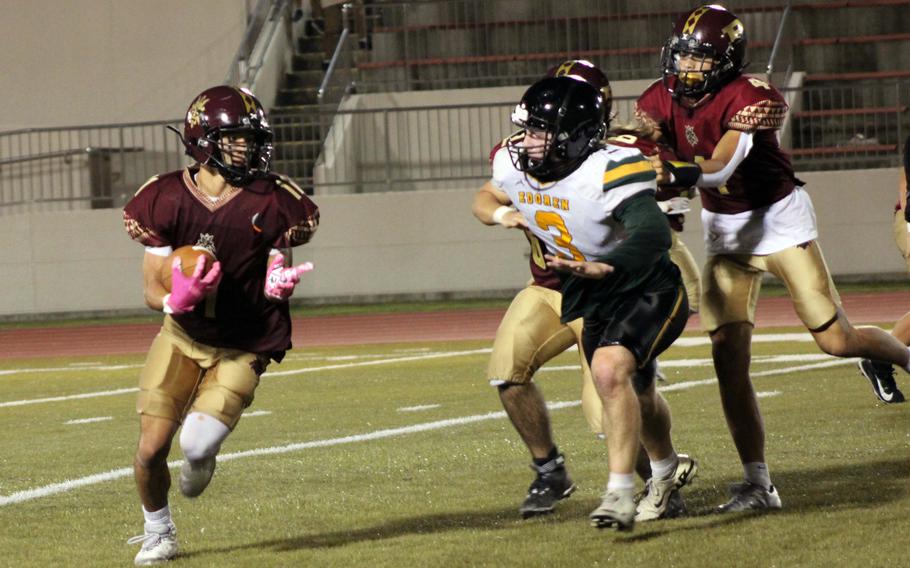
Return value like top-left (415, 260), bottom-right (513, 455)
top-left (743, 462), bottom-right (772, 490)
top-left (607, 472), bottom-right (636, 492)
top-left (143, 505), bottom-right (171, 526)
top-left (180, 412), bottom-right (231, 463)
top-left (650, 452), bottom-right (679, 481)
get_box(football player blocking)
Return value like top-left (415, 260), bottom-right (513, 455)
top-left (475, 72), bottom-right (697, 532)
top-left (636, 5), bottom-right (910, 511)
top-left (122, 86), bottom-right (319, 565)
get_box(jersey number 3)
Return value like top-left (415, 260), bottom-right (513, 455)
top-left (534, 211), bottom-right (585, 261)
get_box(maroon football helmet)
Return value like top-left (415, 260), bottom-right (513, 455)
top-left (660, 5), bottom-right (747, 98)
top-left (546, 59), bottom-right (613, 126)
top-left (181, 85), bottom-right (273, 186)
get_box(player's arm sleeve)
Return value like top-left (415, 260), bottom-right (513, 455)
top-left (273, 176), bottom-right (320, 248)
top-left (595, 192), bottom-right (672, 273)
top-left (122, 178), bottom-right (171, 247)
top-left (697, 130), bottom-right (754, 187)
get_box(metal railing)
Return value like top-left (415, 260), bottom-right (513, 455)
top-left (0, 120), bottom-right (184, 214)
top-left (787, 81), bottom-right (909, 171)
top-left (317, 2), bottom-right (360, 137)
top-left (1, 82), bottom-right (907, 211)
top-left (225, 0), bottom-right (289, 87)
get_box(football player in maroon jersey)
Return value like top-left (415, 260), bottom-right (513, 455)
top-left (637, 4), bottom-right (910, 513)
top-left (858, 134), bottom-right (910, 402)
top-left (122, 86), bottom-right (319, 564)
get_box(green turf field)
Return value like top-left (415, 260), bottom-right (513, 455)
top-left (1, 329), bottom-right (908, 567)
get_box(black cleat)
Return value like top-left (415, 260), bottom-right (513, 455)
top-left (857, 359), bottom-right (906, 404)
top-left (519, 454), bottom-right (576, 518)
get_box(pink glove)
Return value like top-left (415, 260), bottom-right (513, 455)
top-left (164, 256), bottom-right (222, 315)
top-left (264, 253), bottom-right (314, 301)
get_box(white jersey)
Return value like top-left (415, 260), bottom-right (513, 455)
top-left (491, 145), bottom-right (658, 262)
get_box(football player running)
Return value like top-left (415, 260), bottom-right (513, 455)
top-left (475, 60), bottom-right (662, 520)
top-left (123, 86), bottom-right (318, 565)
top-left (636, 4), bottom-right (910, 513)
top-left (475, 75), bottom-right (696, 532)
top-left (857, 134), bottom-right (910, 403)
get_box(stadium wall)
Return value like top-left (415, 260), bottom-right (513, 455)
top-left (0, 1), bottom-right (247, 130)
top-left (0, 167), bottom-right (904, 319)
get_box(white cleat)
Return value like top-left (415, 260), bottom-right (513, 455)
top-left (590, 488), bottom-right (636, 531)
top-left (179, 455), bottom-right (216, 498)
top-left (128, 522), bottom-right (178, 566)
top-left (636, 454), bottom-right (699, 522)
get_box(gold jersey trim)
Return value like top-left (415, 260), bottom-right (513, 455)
top-left (182, 168), bottom-right (243, 212)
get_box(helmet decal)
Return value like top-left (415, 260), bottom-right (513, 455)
top-left (722, 18), bottom-right (745, 42)
top-left (187, 95), bottom-right (209, 129)
top-left (238, 89), bottom-right (258, 115)
top-left (682, 5), bottom-right (711, 35)
top-left (553, 61), bottom-right (576, 78)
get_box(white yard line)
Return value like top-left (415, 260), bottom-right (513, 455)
top-left (261, 348), bottom-right (492, 377)
top-left (0, 349), bottom-right (493, 409)
top-left (0, 364), bottom-right (141, 377)
top-left (540, 353), bottom-right (836, 373)
top-left (241, 410), bottom-right (272, 418)
top-left (0, 400), bottom-right (578, 507)
top-left (0, 388), bottom-right (139, 409)
top-left (64, 416), bottom-right (113, 425)
top-left (397, 404), bottom-right (442, 412)
top-left (757, 391), bottom-right (783, 398)
top-left (0, 356), bottom-right (861, 507)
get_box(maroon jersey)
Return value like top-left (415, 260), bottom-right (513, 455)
top-left (489, 136), bottom-right (561, 291)
top-left (123, 168), bottom-right (319, 357)
top-left (636, 75), bottom-right (800, 214)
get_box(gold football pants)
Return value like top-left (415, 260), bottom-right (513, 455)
top-left (700, 240), bottom-right (841, 333)
top-left (136, 316), bottom-right (269, 428)
top-left (488, 285), bottom-right (604, 434)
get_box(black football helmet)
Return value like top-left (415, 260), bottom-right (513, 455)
top-left (508, 76), bottom-right (606, 182)
top-left (660, 4), bottom-right (747, 99)
top-left (179, 85), bottom-right (274, 186)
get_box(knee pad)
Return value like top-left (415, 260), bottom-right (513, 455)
top-left (179, 412), bottom-right (230, 462)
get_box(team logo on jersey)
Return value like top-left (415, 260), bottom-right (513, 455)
top-left (251, 212), bottom-right (264, 233)
top-left (685, 125), bottom-right (699, 147)
top-left (187, 95), bottom-right (209, 128)
top-left (194, 233), bottom-right (217, 256)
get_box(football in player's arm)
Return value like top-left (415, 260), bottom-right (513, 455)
top-left (635, 3), bottom-right (910, 513)
top-left (122, 86), bottom-right (318, 565)
top-left (477, 75), bottom-right (697, 532)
